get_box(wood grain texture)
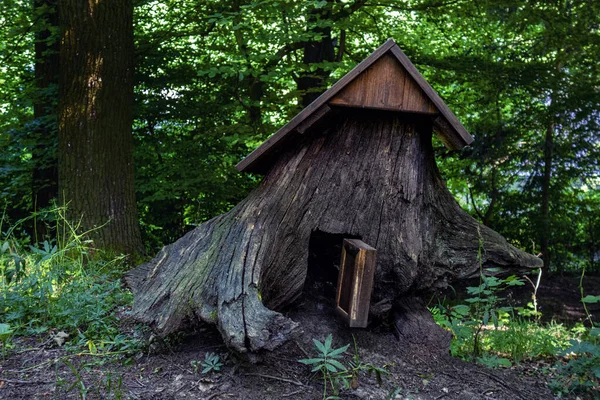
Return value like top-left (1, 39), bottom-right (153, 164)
top-left (126, 112), bottom-right (541, 352)
top-left (335, 239), bottom-right (376, 328)
top-left (388, 46), bottom-right (473, 149)
top-left (329, 54), bottom-right (437, 114)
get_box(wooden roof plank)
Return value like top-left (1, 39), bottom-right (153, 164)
top-left (387, 46), bottom-right (473, 149)
top-left (236, 39), bottom-right (473, 173)
top-left (236, 39), bottom-right (397, 173)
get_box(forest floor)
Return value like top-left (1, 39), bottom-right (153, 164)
top-left (1, 274), bottom-right (599, 400)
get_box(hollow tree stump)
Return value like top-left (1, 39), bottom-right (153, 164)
top-left (125, 112), bottom-right (542, 352)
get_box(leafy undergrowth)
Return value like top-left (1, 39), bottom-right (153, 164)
top-left (430, 271), bottom-right (600, 398)
top-left (0, 207), bottom-right (144, 363)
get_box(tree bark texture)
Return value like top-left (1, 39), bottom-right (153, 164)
top-left (58, 0), bottom-right (143, 255)
top-left (126, 111), bottom-right (542, 352)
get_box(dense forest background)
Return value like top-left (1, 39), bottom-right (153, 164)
top-left (1, 0), bottom-right (598, 274)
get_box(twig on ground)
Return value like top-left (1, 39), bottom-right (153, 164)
top-left (244, 373), bottom-right (308, 387)
top-left (133, 377), bottom-right (146, 387)
top-left (0, 378), bottom-right (53, 385)
top-left (474, 370), bottom-right (523, 399)
top-left (282, 389), bottom-right (306, 397)
top-left (293, 340), bottom-right (310, 358)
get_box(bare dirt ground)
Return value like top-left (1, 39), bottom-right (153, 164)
top-left (1, 274), bottom-right (598, 400)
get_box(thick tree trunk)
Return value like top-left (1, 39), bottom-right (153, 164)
top-left (126, 111), bottom-right (541, 352)
top-left (58, 0), bottom-right (143, 256)
top-left (32, 0), bottom-right (59, 240)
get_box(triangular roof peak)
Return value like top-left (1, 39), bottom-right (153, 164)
top-left (237, 39), bottom-right (474, 174)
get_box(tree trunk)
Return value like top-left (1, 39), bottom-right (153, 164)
top-left (297, 4), bottom-right (335, 107)
top-left (541, 119), bottom-right (553, 272)
top-left (126, 111), bottom-right (541, 352)
top-left (32, 0), bottom-right (59, 241)
top-left (58, 0), bottom-right (143, 256)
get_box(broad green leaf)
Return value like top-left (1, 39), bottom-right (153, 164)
top-left (328, 344), bottom-right (349, 357)
top-left (87, 340), bottom-right (97, 355)
top-left (323, 334), bottom-right (333, 352)
top-left (582, 295), bottom-right (600, 304)
top-left (0, 323), bottom-right (13, 340)
top-left (325, 363), bottom-right (337, 373)
top-left (453, 305), bottom-right (470, 316)
top-left (313, 338), bottom-right (326, 354)
top-left (299, 358), bottom-right (322, 365)
top-left (326, 359), bottom-right (345, 371)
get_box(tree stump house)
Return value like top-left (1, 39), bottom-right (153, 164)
top-left (126, 39), bottom-right (542, 352)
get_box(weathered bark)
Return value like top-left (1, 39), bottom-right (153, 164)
top-left (393, 297), bottom-right (451, 356)
top-left (126, 111), bottom-right (542, 352)
top-left (58, 0), bottom-right (143, 256)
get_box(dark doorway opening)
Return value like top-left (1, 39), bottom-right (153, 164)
top-left (305, 230), bottom-right (360, 300)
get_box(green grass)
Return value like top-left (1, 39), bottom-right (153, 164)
top-left (0, 205), bottom-right (143, 359)
top-left (430, 279), bottom-right (600, 396)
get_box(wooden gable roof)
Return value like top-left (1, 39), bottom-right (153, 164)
top-left (236, 39), bottom-right (474, 174)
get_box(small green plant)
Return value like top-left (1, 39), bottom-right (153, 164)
top-left (346, 335), bottom-right (389, 388)
top-left (300, 334), bottom-right (349, 398)
top-left (551, 266), bottom-right (600, 395)
top-left (98, 371), bottom-right (124, 400)
top-left (551, 329), bottom-right (600, 395)
top-left (299, 334), bottom-right (388, 399)
top-left (476, 354), bottom-right (511, 369)
top-left (199, 352), bottom-right (223, 374)
top-left (0, 322), bottom-right (14, 359)
top-left (61, 360), bottom-right (89, 400)
top-left (466, 272), bottom-right (525, 356)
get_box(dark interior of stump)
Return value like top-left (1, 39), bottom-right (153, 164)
top-left (305, 230), bottom-right (360, 300)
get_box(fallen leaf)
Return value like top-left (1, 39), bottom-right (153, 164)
top-left (53, 331), bottom-right (69, 346)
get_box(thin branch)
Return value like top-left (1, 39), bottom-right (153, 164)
top-left (244, 373), bottom-right (309, 387)
top-left (468, 184), bottom-right (485, 222)
top-left (0, 378), bottom-right (53, 385)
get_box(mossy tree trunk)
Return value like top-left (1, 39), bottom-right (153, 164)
top-left (126, 111), bottom-right (542, 352)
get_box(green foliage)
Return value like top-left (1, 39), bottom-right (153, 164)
top-left (432, 265), bottom-right (600, 395)
top-left (0, 322), bottom-right (14, 359)
top-left (191, 352), bottom-right (223, 374)
top-left (0, 207), bottom-right (142, 357)
top-left (0, 0), bottom-right (598, 270)
top-left (299, 334), bottom-right (388, 399)
top-left (551, 274), bottom-right (600, 396)
top-left (430, 271), bottom-right (573, 365)
top-left (551, 328), bottom-right (600, 395)
top-left (57, 360), bottom-right (126, 400)
top-left (300, 334), bottom-right (350, 398)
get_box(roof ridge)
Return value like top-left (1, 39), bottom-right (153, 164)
top-left (236, 39), bottom-right (473, 174)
